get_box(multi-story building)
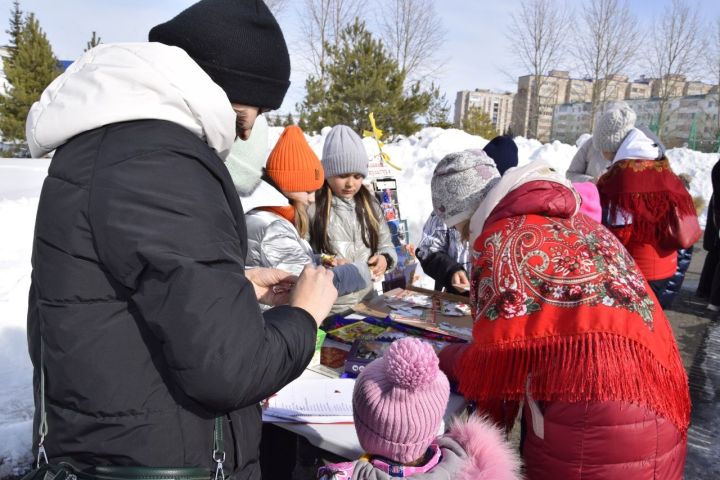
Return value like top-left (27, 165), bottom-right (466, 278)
top-left (552, 94), bottom-right (720, 149)
top-left (454, 89), bottom-right (514, 134)
top-left (650, 74), bottom-right (687, 98)
top-left (626, 77), bottom-right (652, 99)
top-left (511, 70), bottom-right (578, 141)
top-left (514, 68), bottom-right (717, 145)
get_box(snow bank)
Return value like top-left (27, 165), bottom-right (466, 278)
top-left (1, 130), bottom-right (718, 472)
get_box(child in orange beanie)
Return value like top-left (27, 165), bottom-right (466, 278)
top-left (244, 125), bottom-right (372, 296)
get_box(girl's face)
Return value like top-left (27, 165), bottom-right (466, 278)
top-left (327, 173), bottom-right (365, 199)
top-left (285, 190), bottom-right (316, 210)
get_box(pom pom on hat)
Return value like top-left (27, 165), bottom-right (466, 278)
top-left (385, 338), bottom-right (439, 391)
top-left (353, 337), bottom-right (450, 464)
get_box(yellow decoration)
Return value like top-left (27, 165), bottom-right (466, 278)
top-left (362, 112), bottom-right (401, 171)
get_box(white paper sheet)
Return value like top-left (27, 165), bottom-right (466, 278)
top-left (264, 378), bottom-right (355, 418)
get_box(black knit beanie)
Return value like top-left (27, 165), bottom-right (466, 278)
top-left (483, 135), bottom-right (519, 175)
top-left (149, 0), bottom-right (290, 110)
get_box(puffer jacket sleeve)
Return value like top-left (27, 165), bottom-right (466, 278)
top-left (374, 202), bottom-right (398, 269)
top-left (416, 213), bottom-right (465, 291)
top-left (566, 140), bottom-right (594, 183)
top-left (416, 213), bottom-right (450, 257)
top-left (88, 149), bottom-right (317, 412)
top-left (259, 218), bottom-right (314, 276)
top-left (332, 261), bottom-right (373, 296)
top-left (417, 250), bottom-right (465, 292)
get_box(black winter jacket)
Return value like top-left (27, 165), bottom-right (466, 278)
top-left (27, 120), bottom-right (316, 478)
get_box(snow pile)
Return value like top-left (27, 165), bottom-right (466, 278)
top-left (1, 130), bottom-right (718, 472)
top-left (0, 195), bottom-right (39, 475)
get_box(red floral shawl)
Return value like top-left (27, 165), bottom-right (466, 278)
top-left (597, 158), bottom-right (695, 243)
top-left (456, 212), bottom-right (690, 435)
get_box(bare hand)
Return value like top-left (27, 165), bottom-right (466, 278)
top-left (367, 254), bottom-right (388, 281)
top-left (246, 268), bottom-right (297, 306)
top-left (451, 270), bottom-right (470, 291)
top-left (332, 257), bottom-right (351, 267)
top-left (290, 265), bottom-right (337, 326)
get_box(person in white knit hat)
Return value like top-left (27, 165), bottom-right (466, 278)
top-left (566, 103), bottom-right (637, 183)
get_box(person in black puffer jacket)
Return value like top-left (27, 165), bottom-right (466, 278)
top-left (24, 1), bottom-right (337, 478)
top-left (697, 159), bottom-right (720, 314)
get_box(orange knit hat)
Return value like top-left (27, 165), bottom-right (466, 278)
top-left (266, 125), bottom-right (324, 192)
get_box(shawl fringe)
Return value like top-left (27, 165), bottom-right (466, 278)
top-left (457, 331), bottom-right (690, 436)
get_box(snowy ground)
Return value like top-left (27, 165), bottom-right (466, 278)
top-left (1, 130), bottom-right (718, 474)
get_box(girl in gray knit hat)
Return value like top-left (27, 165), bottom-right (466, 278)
top-left (309, 125), bottom-right (398, 313)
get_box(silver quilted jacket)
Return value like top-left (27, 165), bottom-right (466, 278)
top-left (309, 196), bottom-right (397, 313)
top-left (245, 210), bottom-right (314, 276)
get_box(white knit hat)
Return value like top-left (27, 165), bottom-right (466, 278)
top-left (593, 105), bottom-right (637, 153)
top-left (431, 149), bottom-right (500, 228)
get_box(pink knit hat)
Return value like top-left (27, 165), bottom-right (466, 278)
top-left (352, 338), bottom-right (450, 463)
top-left (573, 182), bottom-right (602, 223)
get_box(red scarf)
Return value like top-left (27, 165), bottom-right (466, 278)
top-left (456, 213), bottom-right (690, 435)
top-left (260, 205), bottom-right (295, 223)
top-left (597, 158), bottom-right (695, 243)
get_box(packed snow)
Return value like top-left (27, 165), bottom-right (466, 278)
top-left (1, 129), bottom-right (717, 473)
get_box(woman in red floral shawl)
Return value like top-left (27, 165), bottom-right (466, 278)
top-left (432, 152), bottom-right (690, 479)
top-left (595, 123), bottom-right (699, 299)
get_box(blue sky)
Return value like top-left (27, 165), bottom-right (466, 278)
top-left (3, 0), bottom-right (720, 116)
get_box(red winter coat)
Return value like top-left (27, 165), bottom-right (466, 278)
top-left (441, 175), bottom-right (688, 480)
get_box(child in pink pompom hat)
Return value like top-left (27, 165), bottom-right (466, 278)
top-left (573, 181), bottom-right (602, 223)
top-left (318, 337), bottom-right (522, 479)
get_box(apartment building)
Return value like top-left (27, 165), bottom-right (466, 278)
top-left (454, 89), bottom-right (514, 134)
top-left (552, 94), bottom-right (720, 149)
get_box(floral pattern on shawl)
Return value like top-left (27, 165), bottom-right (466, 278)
top-left (471, 213), bottom-right (655, 328)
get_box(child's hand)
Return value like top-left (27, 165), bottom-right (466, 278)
top-left (451, 270), bottom-right (470, 291)
top-left (367, 254), bottom-right (388, 280)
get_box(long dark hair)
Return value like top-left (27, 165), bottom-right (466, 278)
top-left (310, 181), bottom-right (380, 256)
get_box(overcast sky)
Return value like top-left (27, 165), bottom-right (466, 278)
top-left (3, 0), bottom-right (720, 116)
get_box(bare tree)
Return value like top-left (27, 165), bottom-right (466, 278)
top-left (376, 0), bottom-right (447, 82)
top-left (264, 0), bottom-right (288, 16)
top-left (647, 0), bottom-right (705, 138)
top-left (297, 0), bottom-right (363, 82)
top-left (507, 0), bottom-right (571, 139)
top-left (572, 0), bottom-right (639, 130)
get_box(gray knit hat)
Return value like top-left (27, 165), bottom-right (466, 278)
top-left (431, 149), bottom-right (500, 227)
top-left (322, 125), bottom-right (369, 177)
top-left (593, 105), bottom-right (637, 153)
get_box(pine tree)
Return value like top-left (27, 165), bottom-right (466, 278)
top-left (283, 113), bottom-right (295, 126)
top-left (84, 31), bottom-right (102, 52)
top-left (462, 107), bottom-right (498, 139)
top-left (6, 1), bottom-right (22, 61)
top-left (298, 19), bottom-right (433, 136)
top-left (0, 12), bottom-right (60, 144)
top-left (426, 88), bottom-right (452, 128)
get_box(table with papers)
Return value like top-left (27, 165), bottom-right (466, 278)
top-left (262, 290), bottom-right (472, 460)
top-left (264, 369), bottom-right (467, 459)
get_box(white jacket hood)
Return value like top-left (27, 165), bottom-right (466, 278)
top-left (469, 159), bottom-right (578, 244)
top-left (612, 128), bottom-right (660, 164)
top-left (26, 42), bottom-right (236, 159)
